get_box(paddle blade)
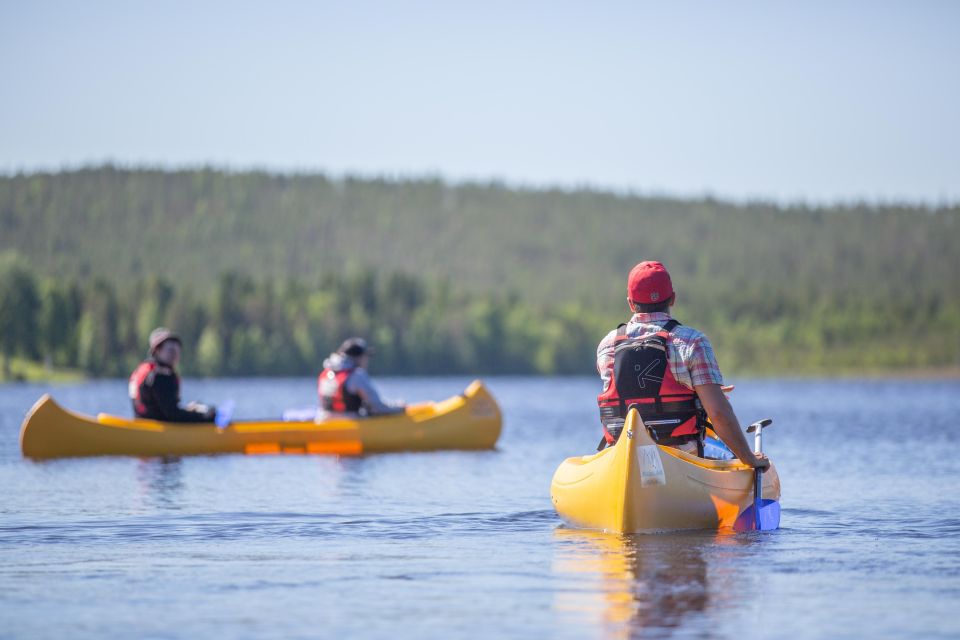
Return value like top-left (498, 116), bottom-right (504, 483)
top-left (733, 499), bottom-right (781, 532)
top-left (215, 400), bottom-right (236, 429)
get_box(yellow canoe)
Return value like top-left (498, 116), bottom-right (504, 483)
top-left (550, 408), bottom-right (780, 533)
top-left (20, 380), bottom-right (501, 460)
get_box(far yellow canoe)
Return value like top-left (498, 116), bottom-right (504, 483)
top-left (20, 380), bottom-right (501, 460)
top-left (551, 407), bottom-right (780, 533)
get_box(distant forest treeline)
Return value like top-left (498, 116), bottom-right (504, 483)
top-left (0, 166), bottom-right (958, 378)
top-left (0, 266), bottom-right (604, 377)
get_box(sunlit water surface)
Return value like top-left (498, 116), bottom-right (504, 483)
top-left (1, 377), bottom-right (958, 639)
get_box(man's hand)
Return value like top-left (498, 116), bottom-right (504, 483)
top-left (187, 401), bottom-right (216, 420)
top-left (753, 451), bottom-right (771, 472)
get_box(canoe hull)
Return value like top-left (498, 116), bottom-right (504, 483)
top-left (550, 410), bottom-right (780, 533)
top-left (20, 380), bottom-right (501, 459)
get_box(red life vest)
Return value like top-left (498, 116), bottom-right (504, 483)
top-left (129, 359), bottom-right (179, 418)
top-left (318, 367), bottom-right (363, 413)
top-left (597, 319), bottom-right (706, 447)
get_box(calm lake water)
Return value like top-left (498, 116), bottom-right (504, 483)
top-left (1, 377), bottom-right (958, 639)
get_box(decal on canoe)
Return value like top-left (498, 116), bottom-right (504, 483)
top-left (637, 444), bottom-right (666, 487)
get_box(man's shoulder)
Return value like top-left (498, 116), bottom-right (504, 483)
top-left (135, 360), bottom-right (174, 379)
top-left (599, 318), bottom-right (711, 349)
top-left (600, 326), bottom-right (620, 340)
top-left (670, 322), bottom-right (710, 342)
top-left (345, 367), bottom-right (371, 386)
top-left (671, 322), bottom-right (708, 338)
top-left (667, 323), bottom-right (714, 353)
top-left (597, 326), bottom-right (621, 350)
top-left (148, 364), bottom-right (177, 386)
top-left (150, 363), bottom-right (174, 376)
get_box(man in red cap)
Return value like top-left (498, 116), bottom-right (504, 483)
top-left (128, 327), bottom-right (216, 422)
top-left (596, 262), bottom-right (768, 469)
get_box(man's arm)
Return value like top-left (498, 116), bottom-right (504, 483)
top-left (347, 370), bottom-right (403, 415)
top-left (695, 383), bottom-right (768, 470)
top-left (152, 374), bottom-right (214, 423)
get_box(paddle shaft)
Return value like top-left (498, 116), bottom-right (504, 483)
top-left (753, 424), bottom-right (763, 529)
top-left (733, 418), bottom-right (777, 532)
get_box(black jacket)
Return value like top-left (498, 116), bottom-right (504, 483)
top-left (130, 359), bottom-right (214, 423)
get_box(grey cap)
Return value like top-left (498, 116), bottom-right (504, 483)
top-left (149, 327), bottom-right (181, 353)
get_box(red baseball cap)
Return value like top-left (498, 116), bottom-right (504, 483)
top-left (627, 261), bottom-right (674, 304)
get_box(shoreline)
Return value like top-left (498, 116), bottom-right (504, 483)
top-left (3, 365), bottom-right (959, 384)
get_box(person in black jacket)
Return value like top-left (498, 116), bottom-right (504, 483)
top-left (128, 328), bottom-right (215, 423)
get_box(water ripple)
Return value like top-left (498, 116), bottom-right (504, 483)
top-left (0, 509), bottom-right (560, 546)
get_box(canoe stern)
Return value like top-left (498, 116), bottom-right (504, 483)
top-left (551, 409), bottom-right (782, 533)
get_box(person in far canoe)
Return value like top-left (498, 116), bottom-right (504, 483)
top-left (128, 328), bottom-right (216, 423)
top-left (318, 337), bottom-right (405, 417)
top-left (596, 261), bottom-right (769, 471)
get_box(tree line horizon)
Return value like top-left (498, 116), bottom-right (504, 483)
top-left (0, 166), bottom-right (957, 379)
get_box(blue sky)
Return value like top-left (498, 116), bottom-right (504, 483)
top-left (2, 1), bottom-right (957, 202)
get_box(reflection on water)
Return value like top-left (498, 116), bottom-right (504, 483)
top-left (136, 457), bottom-right (184, 509)
top-left (553, 528), bottom-right (749, 638)
top-left (334, 455), bottom-right (373, 498)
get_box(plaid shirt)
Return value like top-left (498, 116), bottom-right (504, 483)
top-left (596, 312), bottom-right (724, 395)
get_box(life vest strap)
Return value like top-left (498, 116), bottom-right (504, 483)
top-left (599, 399), bottom-right (701, 421)
top-left (598, 421), bottom-right (705, 454)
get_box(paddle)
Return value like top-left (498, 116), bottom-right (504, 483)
top-left (214, 400), bottom-right (236, 429)
top-left (733, 418), bottom-right (781, 532)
